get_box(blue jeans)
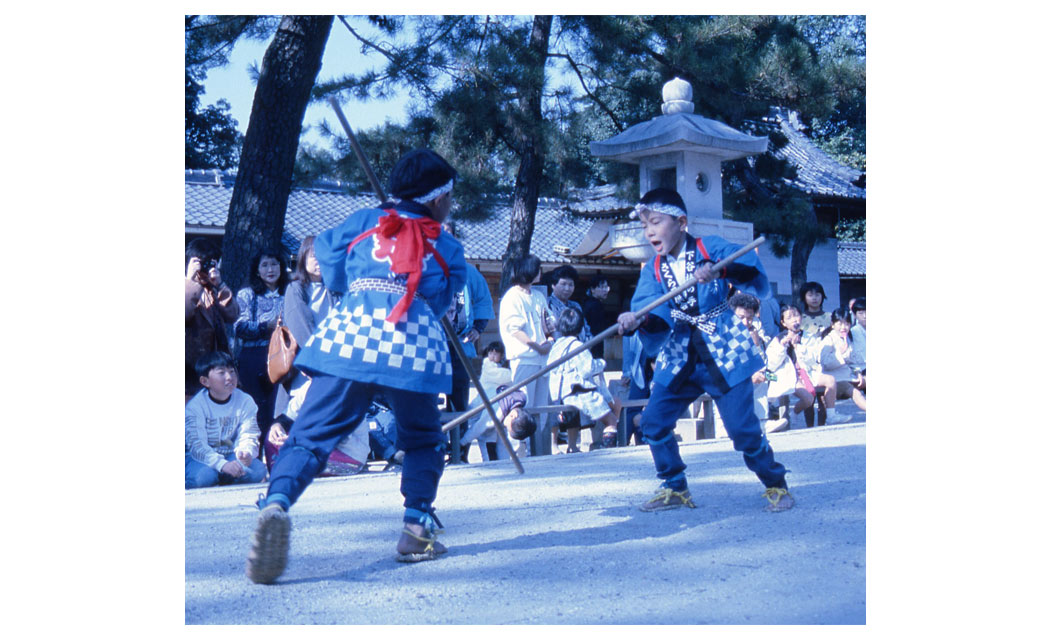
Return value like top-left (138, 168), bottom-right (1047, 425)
top-left (266, 373), bottom-right (446, 514)
top-left (640, 361), bottom-right (788, 491)
top-left (185, 452), bottom-right (267, 489)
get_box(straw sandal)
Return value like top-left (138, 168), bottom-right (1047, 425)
top-left (395, 525), bottom-right (448, 563)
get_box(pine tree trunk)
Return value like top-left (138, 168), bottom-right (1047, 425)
top-left (498, 15), bottom-right (553, 296)
top-left (222, 15), bottom-right (333, 292)
top-left (789, 204), bottom-right (819, 307)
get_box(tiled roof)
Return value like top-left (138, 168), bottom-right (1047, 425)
top-left (754, 107), bottom-right (866, 200)
top-left (187, 171), bottom-right (862, 273)
top-left (453, 198), bottom-right (632, 265)
top-left (185, 171), bottom-right (630, 265)
top-left (562, 185), bottom-right (634, 218)
top-left (838, 241), bottom-right (866, 277)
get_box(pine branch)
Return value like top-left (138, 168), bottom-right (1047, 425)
top-left (547, 52), bottom-right (624, 132)
top-left (336, 15), bottom-right (439, 101)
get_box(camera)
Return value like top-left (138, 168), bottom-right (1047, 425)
top-left (202, 259), bottom-right (218, 272)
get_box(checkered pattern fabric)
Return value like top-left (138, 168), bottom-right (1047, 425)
top-left (655, 333), bottom-right (690, 379)
top-left (308, 303), bottom-right (451, 376)
top-left (654, 312), bottom-right (764, 384)
top-left (702, 314), bottom-right (763, 374)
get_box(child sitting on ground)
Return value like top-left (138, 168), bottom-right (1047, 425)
top-left (547, 306), bottom-right (622, 453)
top-left (799, 281), bottom-right (832, 344)
top-left (728, 292), bottom-right (789, 434)
top-left (766, 305), bottom-right (849, 426)
top-left (459, 385), bottom-right (537, 461)
top-left (267, 377), bottom-right (370, 477)
top-left (818, 308), bottom-right (866, 413)
top-left (185, 352), bottom-right (267, 488)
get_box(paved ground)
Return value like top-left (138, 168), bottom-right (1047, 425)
top-left (186, 403), bottom-right (866, 625)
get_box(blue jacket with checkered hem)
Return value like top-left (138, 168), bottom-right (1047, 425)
top-left (293, 200), bottom-right (467, 395)
top-left (630, 234), bottom-right (770, 393)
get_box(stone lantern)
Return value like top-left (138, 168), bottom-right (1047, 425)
top-left (590, 77), bottom-right (768, 261)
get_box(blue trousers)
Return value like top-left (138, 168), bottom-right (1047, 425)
top-left (185, 452), bottom-right (267, 489)
top-left (640, 362), bottom-right (788, 491)
top-left (266, 373), bottom-right (446, 514)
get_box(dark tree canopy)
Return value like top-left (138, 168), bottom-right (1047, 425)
top-left (185, 69), bottom-right (243, 170)
top-left (184, 15), bottom-right (280, 170)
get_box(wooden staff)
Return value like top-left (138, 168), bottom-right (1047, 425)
top-left (327, 97), bottom-right (524, 473)
top-left (439, 315), bottom-right (525, 473)
top-left (328, 97), bottom-right (388, 203)
top-left (441, 236), bottom-right (767, 432)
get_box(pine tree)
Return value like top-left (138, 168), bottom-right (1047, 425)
top-left (320, 15), bottom-right (558, 294)
top-left (220, 15), bottom-right (333, 292)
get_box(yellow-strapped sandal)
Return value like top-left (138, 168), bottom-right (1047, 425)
top-left (763, 487), bottom-right (796, 512)
top-left (639, 487), bottom-right (696, 512)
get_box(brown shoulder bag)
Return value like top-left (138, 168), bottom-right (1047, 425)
top-left (266, 314), bottom-right (298, 384)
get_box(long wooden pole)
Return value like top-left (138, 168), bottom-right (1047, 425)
top-left (328, 97), bottom-right (388, 202)
top-left (439, 316), bottom-right (525, 473)
top-left (441, 236), bottom-right (767, 432)
top-left (327, 97), bottom-right (524, 472)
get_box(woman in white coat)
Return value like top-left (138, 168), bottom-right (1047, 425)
top-left (498, 255), bottom-right (554, 455)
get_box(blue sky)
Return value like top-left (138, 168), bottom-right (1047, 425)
top-left (200, 17), bottom-right (413, 155)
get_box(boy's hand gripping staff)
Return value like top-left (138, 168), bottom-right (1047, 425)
top-left (440, 236), bottom-right (767, 433)
top-left (328, 98), bottom-right (524, 473)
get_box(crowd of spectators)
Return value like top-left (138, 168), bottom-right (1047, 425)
top-left (186, 238), bottom-right (865, 488)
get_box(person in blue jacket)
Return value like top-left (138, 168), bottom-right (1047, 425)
top-left (246, 149), bottom-right (468, 584)
top-left (615, 188), bottom-right (794, 514)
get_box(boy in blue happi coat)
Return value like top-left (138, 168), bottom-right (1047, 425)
top-left (615, 188), bottom-right (794, 514)
top-left (246, 149), bottom-right (468, 584)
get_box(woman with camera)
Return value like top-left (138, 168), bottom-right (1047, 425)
top-left (185, 239), bottom-right (239, 401)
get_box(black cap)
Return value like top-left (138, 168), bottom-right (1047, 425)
top-left (388, 149), bottom-right (458, 202)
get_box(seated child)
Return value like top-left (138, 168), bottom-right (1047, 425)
top-left (849, 297), bottom-right (866, 373)
top-left (267, 376), bottom-right (370, 477)
top-left (798, 281), bottom-right (832, 342)
top-left (547, 306), bottom-right (621, 453)
top-left (818, 308), bottom-right (866, 412)
top-left (729, 292), bottom-right (789, 434)
top-left (459, 384), bottom-right (537, 461)
top-left (766, 305), bottom-right (849, 425)
top-left (185, 351), bottom-right (267, 488)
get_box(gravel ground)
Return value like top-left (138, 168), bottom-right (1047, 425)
top-left (186, 405), bottom-right (866, 625)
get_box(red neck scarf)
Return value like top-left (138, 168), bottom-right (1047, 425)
top-left (347, 210), bottom-right (448, 324)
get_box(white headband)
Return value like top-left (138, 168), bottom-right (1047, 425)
top-left (631, 202), bottom-right (687, 219)
top-left (415, 179), bottom-right (454, 204)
